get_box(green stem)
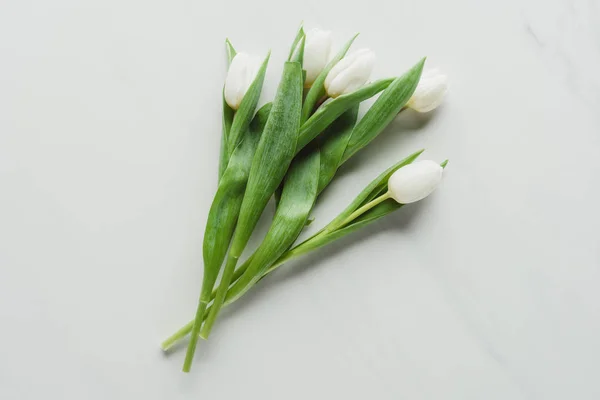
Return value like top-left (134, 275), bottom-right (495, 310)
top-left (333, 192), bottom-right (391, 231)
top-left (200, 253), bottom-right (239, 339)
top-left (162, 320), bottom-right (194, 351)
top-left (162, 192), bottom-right (393, 351)
top-left (181, 300), bottom-right (207, 372)
top-left (161, 251), bottom-right (302, 352)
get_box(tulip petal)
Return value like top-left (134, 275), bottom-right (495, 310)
top-left (388, 160), bottom-right (443, 204)
top-left (304, 28), bottom-right (333, 85)
top-left (408, 68), bottom-right (448, 112)
top-left (324, 49), bottom-right (376, 97)
top-left (302, 34), bottom-right (358, 123)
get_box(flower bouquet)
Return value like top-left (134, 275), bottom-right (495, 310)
top-left (161, 25), bottom-right (449, 373)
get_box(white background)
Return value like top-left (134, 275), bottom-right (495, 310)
top-left (1, 0), bottom-right (600, 399)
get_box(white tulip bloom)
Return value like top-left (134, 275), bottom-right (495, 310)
top-left (224, 52), bottom-right (262, 110)
top-left (303, 28), bottom-right (333, 87)
top-left (388, 160), bottom-right (443, 204)
top-left (324, 49), bottom-right (376, 98)
top-left (407, 68), bottom-right (448, 113)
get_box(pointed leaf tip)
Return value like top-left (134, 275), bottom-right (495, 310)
top-left (441, 159), bottom-right (449, 168)
top-left (225, 38), bottom-right (237, 64)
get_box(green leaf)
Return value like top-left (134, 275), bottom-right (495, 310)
top-left (204, 109), bottom-right (358, 305)
top-left (224, 147), bottom-right (320, 304)
top-left (200, 61), bottom-right (303, 339)
top-left (181, 103), bottom-right (271, 372)
top-left (225, 38), bottom-right (237, 63)
top-left (341, 58), bottom-right (426, 163)
top-left (219, 39), bottom-right (237, 180)
top-left (296, 159), bottom-right (449, 255)
top-left (220, 97), bottom-right (235, 180)
top-left (289, 29), bottom-right (306, 65)
top-left (287, 24), bottom-right (305, 62)
top-left (296, 78), bottom-right (394, 152)
top-left (291, 35), bottom-right (306, 87)
top-left (280, 199), bottom-right (402, 260)
top-left (302, 34), bottom-right (359, 123)
top-left (227, 52), bottom-right (271, 156)
top-left (201, 103), bottom-right (272, 302)
top-left (316, 106), bottom-right (359, 193)
top-left (283, 158), bottom-right (449, 263)
top-left (230, 61), bottom-right (304, 258)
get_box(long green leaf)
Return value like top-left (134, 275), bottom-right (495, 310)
top-left (181, 103), bottom-right (271, 372)
top-left (230, 61), bottom-right (303, 258)
top-left (225, 38), bottom-right (237, 63)
top-left (225, 148), bottom-right (320, 303)
top-left (227, 52), bottom-right (271, 155)
top-left (220, 97), bottom-right (235, 179)
top-left (341, 58), bottom-right (425, 162)
top-left (289, 29), bottom-right (306, 65)
top-left (219, 39), bottom-right (238, 180)
top-left (279, 160), bottom-right (448, 265)
top-left (200, 61), bottom-right (303, 339)
top-left (316, 106), bottom-right (359, 193)
top-left (296, 78), bottom-right (394, 152)
top-left (287, 24), bottom-right (305, 62)
top-left (217, 107), bottom-right (358, 306)
top-left (201, 103), bottom-right (272, 302)
top-left (274, 200), bottom-right (401, 266)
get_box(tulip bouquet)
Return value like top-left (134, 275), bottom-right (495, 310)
top-left (162, 25), bottom-right (449, 373)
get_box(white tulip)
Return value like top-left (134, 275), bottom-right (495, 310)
top-left (303, 28), bottom-right (333, 87)
top-left (224, 52), bottom-right (262, 110)
top-left (324, 49), bottom-right (376, 98)
top-left (407, 68), bottom-right (448, 113)
top-left (388, 160), bottom-right (443, 204)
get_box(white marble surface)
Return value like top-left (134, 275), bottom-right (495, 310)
top-left (1, 0), bottom-right (599, 398)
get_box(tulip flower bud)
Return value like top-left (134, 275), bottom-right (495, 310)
top-left (324, 49), bottom-right (376, 98)
top-left (224, 52), bottom-right (262, 110)
top-left (388, 160), bottom-right (443, 204)
top-left (303, 28), bottom-right (333, 87)
top-left (407, 68), bottom-right (448, 113)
